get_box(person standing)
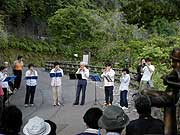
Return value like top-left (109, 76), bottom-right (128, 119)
top-left (13, 56), bottom-right (23, 91)
top-left (50, 62), bottom-right (64, 106)
top-left (24, 64), bottom-right (38, 107)
top-left (0, 66), bottom-right (9, 107)
top-left (73, 62), bottom-right (89, 105)
top-left (135, 58), bottom-right (146, 83)
top-left (139, 58), bottom-right (155, 90)
top-left (101, 63), bottom-right (115, 106)
top-left (119, 68), bottom-right (130, 109)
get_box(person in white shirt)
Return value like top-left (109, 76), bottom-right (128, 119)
top-left (0, 66), bottom-right (9, 107)
top-left (139, 58), bottom-right (155, 90)
top-left (24, 64), bottom-right (38, 107)
top-left (101, 63), bottom-right (115, 106)
top-left (119, 68), bottom-right (130, 109)
top-left (50, 62), bottom-right (64, 106)
top-left (73, 61), bottom-right (89, 105)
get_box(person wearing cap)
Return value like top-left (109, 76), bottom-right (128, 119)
top-left (73, 61), bottom-right (89, 105)
top-left (23, 116), bottom-right (52, 135)
top-left (101, 63), bottom-right (115, 106)
top-left (0, 105), bottom-right (22, 135)
top-left (119, 68), bottom-right (130, 110)
top-left (76, 107), bottom-right (103, 135)
top-left (50, 62), bottom-right (64, 106)
top-left (24, 64), bottom-right (38, 107)
top-left (139, 58), bottom-right (155, 90)
top-left (13, 55), bottom-right (23, 91)
top-left (98, 105), bottom-right (129, 135)
top-left (126, 94), bottom-right (164, 135)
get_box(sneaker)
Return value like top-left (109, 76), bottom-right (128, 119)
top-left (30, 104), bottom-right (34, 107)
top-left (13, 88), bottom-right (17, 94)
top-left (104, 103), bottom-right (108, 106)
top-left (73, 102), bottom-right (79, 105)
top-left (108, 103), bottom-right (112, 106)
top-left (122, 107), bottom-right (128, 110)
top-left (57, 102), bottom-right (60, 106)
top-left (24, 104), bottom-right (28, 107)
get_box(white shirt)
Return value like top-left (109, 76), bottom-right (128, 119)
top-left (50, 68), bottom-right (64, 86)
top-left (25, 70), bottom-right (38, 86)
top-left (76, 67), bottom-right (89, 80)
top-left (84, 128), bottom-right (99, 134)
top-left (0, 72), bottom-right (9, 88)
top-left (119, 73), bottom-right (130, 91)
top-left (106, 132), bottom-right (120, 135)
top-left (101, 69), bottom-right (115, 86)
top-left (141, 65), bottom-right (155, 81)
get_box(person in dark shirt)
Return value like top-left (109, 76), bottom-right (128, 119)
top-left (76, 107), bottom-right (102, 135)
top-left (135, 58), bottom-right (146, 83)
top-left (0, 105), bottom-right (22, 135)
top-left (126, 94), bottom-right (164, 135)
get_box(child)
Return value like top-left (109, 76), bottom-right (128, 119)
top-left (24, 64), bottom-right (38, 107)
top-left (119, 68), bottom-right (130, 109)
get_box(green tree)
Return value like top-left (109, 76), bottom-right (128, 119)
top-left (48, 5), bottom-right (96, 45)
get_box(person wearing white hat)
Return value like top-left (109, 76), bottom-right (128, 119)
top-left (23, 116), bottom-right (51, 135)
top-left (73, 61), bottom-right (89, 105)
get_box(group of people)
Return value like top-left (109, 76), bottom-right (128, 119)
top-left (136, 58), bottom-right (155, 90)
top-left (0, 56), bottom-right (40, 109)
top-left (0, 94), bottom-right (164, 135)
top-left (0, 55), bottom-right (156, 111)
top-left (0, 105), bottom-right (57, 135)
top-left (77, 94), bottom-right (164, 135)
top-left (0, 56), bottom-right (24, 112)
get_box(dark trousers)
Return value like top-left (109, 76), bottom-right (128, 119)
top-left (120, 90), bottom-right (128, 107)
top-left (2, 88), bottom-right (7, 107)
top-left (74, 79), bottom-right (87, 104)
top-left (0, 96), bottom-right (3, 117)
top-left (25, 85), bottom-right (36, 104)
top-left (105, 86), bottom-right (114, 104)
top-left (13, 70), bottom-right (22, 89)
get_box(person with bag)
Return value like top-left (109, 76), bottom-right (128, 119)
top-left (139, 58), bottom-right (155, 90)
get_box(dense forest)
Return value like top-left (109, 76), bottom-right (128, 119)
top-left (1, 0), bottom-right (180, 89)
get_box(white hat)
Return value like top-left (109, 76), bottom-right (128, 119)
top-left (23, 116), bottom-right (51, 135)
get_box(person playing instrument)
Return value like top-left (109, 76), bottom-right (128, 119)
top-left (24, 64), bottom-right (38, 107)
top-left (50, 62), bottom-right (64, 106)
top-left (73, 61), bottom-right (89, 105)
top-left (101, 63), bottom-right (115, 106)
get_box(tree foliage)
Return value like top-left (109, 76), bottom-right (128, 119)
top-left (121, 0), bottom-right (180, 28)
